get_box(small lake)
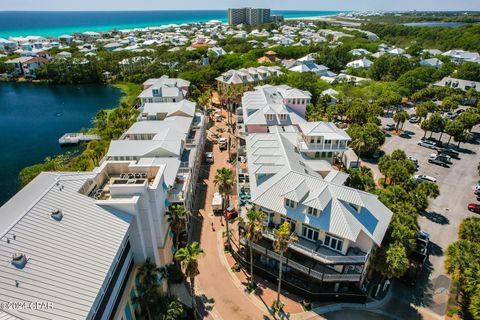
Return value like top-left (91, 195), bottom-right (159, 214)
top-left (0, 82), bottom-right (121, 205)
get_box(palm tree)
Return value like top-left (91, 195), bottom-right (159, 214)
top-left (175, 242), bottom-right (204, 312)
top-left (214, 167), bottom-right (235, 250)
top-left (167, 204), bottom-right (190, 247)
top-left (393, 111), bottom-right (408, 132)
top-left (135, 258), bottom-right (162, 320)
top-left (350, 133), bottom-right (369, 164)
top-left (272, 222), bottom-right (298, 311)
top-left (244, 209), bottom-right (266, 288)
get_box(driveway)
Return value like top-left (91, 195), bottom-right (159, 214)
top-left (366, 113), bottom-right (480, 318)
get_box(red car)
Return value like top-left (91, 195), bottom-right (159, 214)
top-left (468, 203), bottom-right (480, 214)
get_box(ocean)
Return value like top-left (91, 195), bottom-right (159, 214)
top-left (0, 10), bottom-right (343, 39)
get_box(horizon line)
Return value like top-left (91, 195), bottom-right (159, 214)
top-left (1, 9), bottom-right (478, 13)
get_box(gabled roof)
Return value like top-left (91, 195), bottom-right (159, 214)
top-left (142, 100), bottom-right (196, 118)
top-left (298, 121), bottom-right (351, 140)
top-left (246, 130), bottom-right (392, 245)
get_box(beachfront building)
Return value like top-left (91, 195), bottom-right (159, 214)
top-left (139, 75), bottom-right (190, 106)
top-left (227, 8), bottom-right (283, 26)
top-left (237, 125), bottom-right (392, 301)
top-left (0, 160), bottom-right (174, 320)
top-left (236, 84), bottom-right (311, 139)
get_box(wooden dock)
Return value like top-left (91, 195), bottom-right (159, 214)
top-left (58, 133), bottom-right (101, 145)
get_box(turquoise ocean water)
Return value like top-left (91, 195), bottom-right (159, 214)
top-left (0, 10), bottom-right (343, 38)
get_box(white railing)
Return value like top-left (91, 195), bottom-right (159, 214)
top-left (248, 240), bottom-right (361, 282)
top-left (263, 230), bottom-right (367, 264)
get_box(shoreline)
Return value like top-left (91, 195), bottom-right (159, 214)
top-left (0, 11), bottom-right (344, 39)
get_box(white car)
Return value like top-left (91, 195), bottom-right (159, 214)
top-left (415, 174), bottom-right (437, 183)
top-left (407, 156), bottom-right (418, 165)
top-left (417, 140), bottom-right (438, 149)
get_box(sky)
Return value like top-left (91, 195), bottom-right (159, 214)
top-left (0, 0), bottom-right (479, 11)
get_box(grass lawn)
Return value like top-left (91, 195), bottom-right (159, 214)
top-left (113, 82), bottom-right (143, 107)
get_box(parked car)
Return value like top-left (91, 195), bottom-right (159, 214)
top-left (468, 203), bottom-right (480, 214)
top-left (205, 152), bottom-right (214, 164)
top-left (383, 123), bottom-right (396, 131)
top-left (409, 115), bottom-right (420, 123)
top-left (445, 111), bottom-right (457, 119)
top-left (417, 231), bottom-right (430, 255)
top-left (407, 156), bottom-right (419, 166)
top-left (436, 148), bottom-right (460, 159)
top-left (418, 140), bottom-right (438, 149)
top-left (455, 109), bottom-right (465, 114)
top-left (415, 174), bottom-right (437, 183)
top-left (428, 157), bottom-right (449, 167)
top-left (218, 137), bottom-right (227, 150)
top-left (429, 153), bottom-right (451, 163)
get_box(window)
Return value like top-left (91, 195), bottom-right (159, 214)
top-left (310, 137), bottom-right (315, 143)
top-left (285, 198), bottom-right (296, 208)
top-left (324, 139), bottom-right (331, 145)
top-left (307, 207), bottom-right (319, 216)
top-left (279, 114), bottom-right (288, 121)
top-left (349, 203), bottom-right (361, 213)
top-left (152, 89), bottom-right (159, 96)
top-left (302, 225), bottom-right (319, 241)
top-left (280, 216), bottom-right (296, 232)
top-left (124, 303), bottom-right (133, 320)
top-left (324, 234), bottom-right (344, 252)
top-left (301, 99), bottom-right (305, 104)
top-left (266, 114), bottom-right (275, 121)
top-left (130, 288), bottom-right (137, 310)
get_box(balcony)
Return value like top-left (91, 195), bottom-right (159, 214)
top-left (297, 137), bottom-right (347, 153)
top-left (246, 240), bottom-right (362, 283)
top-left (262, 229), bottom-right (367, 265)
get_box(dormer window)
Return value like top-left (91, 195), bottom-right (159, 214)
top-left (152, 89), bottom-right (159, 96)
top-left (285, 198), bottom-right (296, 208)
top-left (307, 207), bottom-right (319, 216)
top-left (279, 114), bottom-right (288, 121)
top-left (349, 203), bottom-right (361, 213)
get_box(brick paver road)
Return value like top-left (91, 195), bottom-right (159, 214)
top-left (195, 111), bottom-right (274, 320)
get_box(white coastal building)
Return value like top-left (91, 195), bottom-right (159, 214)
top-left (139, 76), bottom-right (190, 105)
top-left (346, 58), bottom-right (373, 69)
top-left (0, 160), bottom-right (174, 320)
top-left (236, 85), bottom-right (311, 138)
top-left (238, 125), bottom-right (392, 297)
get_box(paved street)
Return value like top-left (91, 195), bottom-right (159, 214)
top-left (363, 111), bottom-right (480, 318)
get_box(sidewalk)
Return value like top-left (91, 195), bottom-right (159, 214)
top-left (195, 113), bottom-right (273, 319)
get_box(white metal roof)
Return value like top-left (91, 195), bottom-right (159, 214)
top-left (142, 100), bottom-right (196, 118)
top-left (298, 122), bottom-right (351, 140)
top-left (0, 172), bottom-right (131, 320)
top-left (246, 130), bottom-right (392, 245)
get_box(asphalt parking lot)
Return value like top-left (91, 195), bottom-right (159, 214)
top-left (364, 111), bottom-right (480, 318)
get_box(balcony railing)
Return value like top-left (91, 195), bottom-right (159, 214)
top-left (249, 242), bottom-right (361, 282)
top-left (296, 137), bottom-right (347, 152)
top-left (262, 229), bottom-right (367, 264)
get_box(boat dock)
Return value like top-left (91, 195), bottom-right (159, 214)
top-left (58, 133), bottom-right (101, 145)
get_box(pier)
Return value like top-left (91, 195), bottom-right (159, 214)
top-left (58, 133), bottom-right (101, 145)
